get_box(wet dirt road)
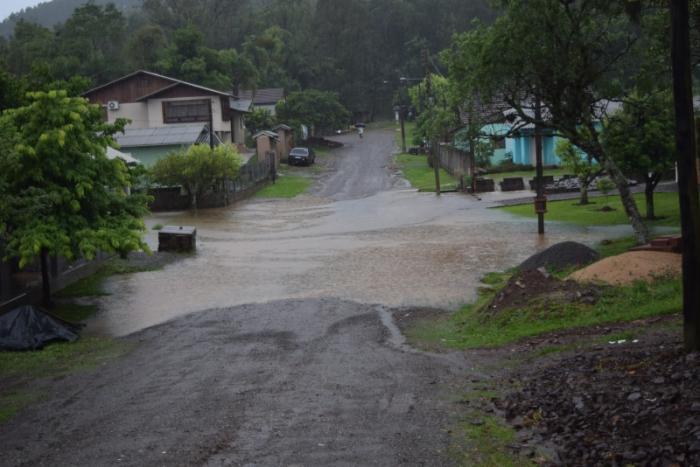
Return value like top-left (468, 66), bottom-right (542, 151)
top-left (1, 129), bottom-right (636, 466)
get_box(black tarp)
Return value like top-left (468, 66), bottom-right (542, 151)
top-left (0, 305), bottom-right (81, 351)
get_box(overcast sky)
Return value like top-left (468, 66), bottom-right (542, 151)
top-left (1, 0), bottom-right (45, 22)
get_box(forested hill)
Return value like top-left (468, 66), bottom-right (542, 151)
top-left (0, 0), bottom-right (496, 118)
top-left (0, 0), bottom-right (142, 36)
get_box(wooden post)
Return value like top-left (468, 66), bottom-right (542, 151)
top-left (534, 98), bottom-right (546, 235)
top-left (400, 106), bottom-right (407, 153)
top-left (670, 0), bottom-right (700, 351)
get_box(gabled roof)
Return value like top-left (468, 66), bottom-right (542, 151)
top-left (237, 88), bottom-right (285, 105)
top-left (115, 124), bottom-right (213, 148)
top-left (273, 124), bottom-right (292, 131)
top-left (83, 70), bottom-right (234, 99)
top-left (253, 130), bottom-right (279, 140)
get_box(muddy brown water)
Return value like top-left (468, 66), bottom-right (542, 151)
top-left (2, 129), bottom-right (644, 466)
top-left (89, 130), bottom-right (633, 337)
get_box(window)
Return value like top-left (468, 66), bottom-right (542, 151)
top-left (162, 99), bottom-right (211, 124)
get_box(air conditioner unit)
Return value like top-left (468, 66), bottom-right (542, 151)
top-left (107, 100), bottom-right (120, 110)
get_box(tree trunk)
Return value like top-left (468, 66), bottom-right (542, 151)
top-left (579, 182), bottom-right (589, 205)
top-left (644, 184), bottom-right (656, 221)
top-left (670, 0), bottom-right (700, 352)
top-left (605, 158), bottom-right (650, 244)
top-left (40, 247), bottom-right (52, 308)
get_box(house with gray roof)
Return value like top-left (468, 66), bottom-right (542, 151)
top-left (237, 88), bottom-right (285, 115)
top-left (83, 70), bottom-right (251, 164)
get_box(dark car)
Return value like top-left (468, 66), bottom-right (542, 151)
top-left (288, 147), bottom-right (315, 166)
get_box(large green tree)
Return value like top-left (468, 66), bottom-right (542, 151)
top-left (276, 89), bottom-right (351, 135)
top-left (604, 91), bottom-right (677, 219)
top-left (445, 0), bottom-right (667, 244)
top-left (0, 91), bottom-right (150, 306)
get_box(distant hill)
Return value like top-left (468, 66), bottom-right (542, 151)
top-left (0, 0), bottom-right (143, 37)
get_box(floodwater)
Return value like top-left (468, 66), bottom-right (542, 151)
top-left (89, 131), bottom-right (635, 336)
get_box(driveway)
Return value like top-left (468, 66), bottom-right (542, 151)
top-left (0, 129), bottom-right (636, 466)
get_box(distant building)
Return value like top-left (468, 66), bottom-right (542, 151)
top-left (83, 70), bottom-right (251, 164)
top-left (237, 88), bottom-right (285, 115)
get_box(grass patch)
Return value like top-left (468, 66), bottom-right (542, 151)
top-left (0, 392), bottom-right (40, 424)
top-left (596, 236), bottom-right (638, 258)
top-left (0, 337), bottom-right (127, 379)
top-left (51, 302), bottom-right (98, 322)
top-left (0, 337), bottom-right (129, 424)
top-left (56, 256), bottom-right (165, 299)
top-left (152, 223), bottom-right (163, 231)
top-left (451, 414), bottom-right (534, 467)
top-left (255, 173), bottom-right (311, 198)
top-left (407, 275), bottom-right (681, 350)
top-left (500, 192), bottom-right (680, 227)
top-left (394, 153), bottom-right (459, 192)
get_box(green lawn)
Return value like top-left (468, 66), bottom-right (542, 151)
top-left (255, 173), bottom-right (311, 198)
top-left (501, 192), bottom-right (680, 227)
top-left (406, 272), bottom-right (681, 349)
top-left (394, 153), bottom-right (459, 192)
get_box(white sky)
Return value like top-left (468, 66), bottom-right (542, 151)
top-left (1, 0), bottom-right (45, 22)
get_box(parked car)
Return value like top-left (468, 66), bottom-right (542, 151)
top-left (288, 147), bottom-right (315, 166)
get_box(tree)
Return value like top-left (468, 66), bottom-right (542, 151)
top-left (445, 0), bottom-right (664, 244)
top-left (275, 89), bottom-right (351, 135)
top-left (54, 3), bottom-right (127, 82)
top-left (245, 108), bottom-right (276, 136)
top-left (556, 140), bottom-right (603, 205)
top-left (0, 91), bottom-right (150, 306)
top-left (604, 91), bottom-right (677, 219)
top-left (150, 144), bottom-right (243, 209)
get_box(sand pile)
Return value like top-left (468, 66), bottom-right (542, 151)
top-left (569, 251), bottom-right (681, 285)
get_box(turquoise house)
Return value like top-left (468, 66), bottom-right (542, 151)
top-left (480, 123), bottom-right (563, 166)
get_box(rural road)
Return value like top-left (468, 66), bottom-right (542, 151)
top-left (1, 129), bottom-right (636, 466)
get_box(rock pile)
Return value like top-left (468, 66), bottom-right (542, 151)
top-left (500, 339), bottom-right (700, 466)
top-left (518, 241), bottom-right (600, 272)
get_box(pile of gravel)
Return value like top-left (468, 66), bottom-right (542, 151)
top-left (518, 241), bottom-right (599, 272)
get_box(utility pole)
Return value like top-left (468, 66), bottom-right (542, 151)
top-left (399, 106), bottom-right (407, 153)
top-left (423, 49), bottom-right (440, 195)
top-left (208, 99), bottom-right (215, 149)
top-left (534, 97), bottom-right (546, 234)
top-left (669, 0), bottom-right (700, 351)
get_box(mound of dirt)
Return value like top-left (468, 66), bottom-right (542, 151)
top-left (518, 241), bottom-right (599, 272)
top-left (569, 251), bottom-right (681, 285)
top-left (487, 268), bottom-right (601, 315)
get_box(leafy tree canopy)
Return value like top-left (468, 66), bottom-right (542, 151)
top-left (150, 143), bottom-right (243, 208)
top-left (276, 89), bottom-right (351, 134)
top-left (0, 90), bottom-right (150, 267)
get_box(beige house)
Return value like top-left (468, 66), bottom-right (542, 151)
top-left (83, 71), bottom-right (252, 163)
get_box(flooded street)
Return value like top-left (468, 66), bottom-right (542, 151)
top-left (91, 129), bottom-right (632, 336)
top-left (2, 129), bottom-right (643, 467)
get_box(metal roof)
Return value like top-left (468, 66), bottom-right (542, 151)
top-left (230, 98), bottom-right (252, 112)
top-left (115, 124), bottom-right (209, 148)
top-left (237, 88), bottom-right (285, 104)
